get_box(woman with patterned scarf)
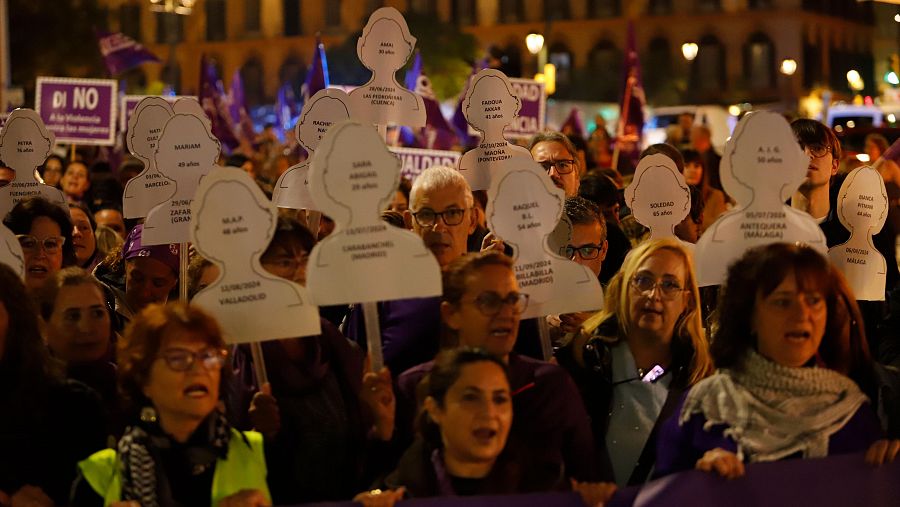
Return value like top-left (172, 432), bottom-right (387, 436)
top-left (655, 243), bottom-right (900, 478)
top-left (71, 302), bottom-right (270, 506)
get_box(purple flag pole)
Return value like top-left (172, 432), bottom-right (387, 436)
top-left (611, 21), bottom-right (645, 172)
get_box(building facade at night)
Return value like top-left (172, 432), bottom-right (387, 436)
top-left (99, 0), bottom-right (879, 110)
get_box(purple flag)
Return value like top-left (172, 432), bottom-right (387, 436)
top-left (228, 69), bottom-right (256, 144)
top-left (452, 58), bottom-right (489, 148)
top-left (560, 107), bottom-right (586, 139)
top-left (401, 51), bottom-right (459, 151)
top-left (276, 82), bottom-right (299, 137)
top-left (302, 36), bottom-right (330, 103)
top-left (199, 54), bottom-right (240, 150)
top-left (96, 30), bottom-right (161, 76)
top-left (613, 22), bottom-right (646, 170)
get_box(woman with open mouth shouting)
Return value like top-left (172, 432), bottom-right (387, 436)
top-left (3, 196), bottom-right (75, 295)
top-left (72, 302), bottom-right (271, 507)
top-left (655, 243), bottom-right (900, 479)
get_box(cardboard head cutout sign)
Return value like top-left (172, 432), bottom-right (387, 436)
top-left (306, 120), bottom-right (441, 305)
top-left (142, 110), bottom-right (221, 246)
top-left (123, 97), bottom-right (176, 219)
top-left (828, 165), bottom-right (889, 301)
top-left (694, 111), bottom-right (827, 286)
top-left (457, 69), bottom-right (533, 191)
top-left (625, 153), bottom-right (691, 241)
top-left (486, 160), bottom-right (603, 318)
top-left (348, 7), bottom-right (426, 128)
top-left (273, 88), bottom-right (353, 210)
top-left (191, 167), bottom-right (321, 342)
top-left (0, 108), bottom-right (67, 218)
top-left (0, 222), bottom-right (25, 279)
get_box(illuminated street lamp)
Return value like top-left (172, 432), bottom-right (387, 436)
top-left (847, 69), bottom-right (865, 92)
top-left (894, 13), bottom-right (900, 23)
top-left (526, 33), bottom-right (545, 55)
top-left (780, 59), bottom-right (797, 76)
top-left (681, 42), bottom-right (699, 61)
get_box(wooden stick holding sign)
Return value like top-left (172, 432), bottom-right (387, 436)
top-left (190, 167), bottom-right (321, 384)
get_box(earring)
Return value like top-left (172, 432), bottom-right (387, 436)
top-left (140, 406), bottom-right (158, 423)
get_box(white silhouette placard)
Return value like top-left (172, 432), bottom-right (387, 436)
top-left (191, 168), bottom-right (321, 342)
top-left (306, 120), bottom-right (441, 305)
top-left (828, 165), bottom-right (889, 301)
top-left (0, 108), bottom-right (67, 218)
top-left (487, 161), bottom-right (603, 318)
top-left (0, 222), bottom-right (24, 279)
top-left (142, 111), bottom-right (221, 246)
top-left (273, 88), bottom-right (353, 210)
top-left (694, 111), bottom-right (827, 286)
top-left (123, 97), bottom-right (176, 219)
top-left (348, 7), bottom-right (426, 129)
top-left (625, 153), bottom-right (692, 242)
top-left (457, 69), bottom-right (533, 191)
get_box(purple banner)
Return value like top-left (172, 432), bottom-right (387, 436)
top-left (35, 77), bottom-right (118, 146)
top-left (468, 78), bottom-right (544, 141)
top-left (120, 95), bottom-right (194, 132)
top-left (389, 147), bottom-right (461, 182)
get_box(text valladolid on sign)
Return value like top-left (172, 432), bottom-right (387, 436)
top-left (35, 77), bottom-right (118, 146)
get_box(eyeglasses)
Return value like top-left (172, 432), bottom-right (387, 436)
top-left (562, 244), bottom-right (604, 260)
top-left (465, 291), bottom-right (530, 316)
top-left (17, 234), bottom-right (66, 253)
top-left (158, 347), bottom-right (228, 372)
top-left (537, 159), bottom-right (576, 175)
top-left (800, 143), bottom-right (830, 159)
top-left (411, 207), bottom-right (467, 227)
top-left (261, 253), bottom-right (309, 276)
top-left (630, 273), bottom-right (686, 300)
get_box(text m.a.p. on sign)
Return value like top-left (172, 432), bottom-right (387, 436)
top-left (35, 77), bottom-right (118, 146)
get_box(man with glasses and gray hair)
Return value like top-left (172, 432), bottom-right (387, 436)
top-left (529, 131), bottom-right (581, 198)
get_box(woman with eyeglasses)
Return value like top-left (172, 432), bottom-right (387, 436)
top-left (3, 196), bottom-right (75, 294)
top-left (655, 243), bottom-right (900, 479)
top-left (558, 238), bottom-right (713, 486)
top-left (72, 302), bottom-right (271, 507)
top-left (0, 264), bottom-right (107, 507)
top-left (396, 250), bottom-right (602, 485)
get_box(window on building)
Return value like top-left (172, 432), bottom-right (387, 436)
top-left (453, 0), bottom-right (477, 25)
top-left (241, 57), bottom-right (265, 107)
top-left (589, 0), bottom-right (620, 18)
top-left (544, 0), bottom-right (571, 20)
top-left (647, 0), bottom-right (672, 15)
top-left (744, 32), bottom-right (774, 90)
top-left (803, 42), bottom-right (822, 89)
top-left (325, 0), bottom-right (341, 27)
top-left (283, 0), bottom-right (301, 36)
top-left (549, 42), bottom-right (573, 91)
top-left (280, 56), bottom-right (305, 99)
top-left (499, 0), bottom-right (524, 23)
top-left (748, 0), bottom-right (774, 9)
top-left (245, 0), bottom-right (261, 33)
top-left (588, 40), bottom-right (622, 101)
top-left (161, 61), bottom-right (181, 93)
top-left (206, 0), bottom-right (226, 41)
top-left (696, 0), bottom-right (721, 13)
top-left (692, 35), bottom-right (726, 93)
top-left (644, 37), bottom-right (671, 101)
top-left (155, 12), bottom-right (184, 44)
top-left (119, 2), bottom-right (141, 40)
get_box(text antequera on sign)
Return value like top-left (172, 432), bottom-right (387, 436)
top-left (35, 77), bottom-right (118, 146)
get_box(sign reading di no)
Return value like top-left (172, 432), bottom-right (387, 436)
top-left (35, 77), bottom-right (118, 146)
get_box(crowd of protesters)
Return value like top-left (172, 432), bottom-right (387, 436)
top-left (1, 112), bottom-right (900, 507)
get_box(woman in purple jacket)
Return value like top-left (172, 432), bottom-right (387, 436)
top-left (656, 243), bottom-right (900, 478)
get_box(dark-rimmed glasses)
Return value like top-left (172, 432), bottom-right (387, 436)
top-left (411, 207), bottom-right (467, 227)
top-left (465, 291), bottom-right (530, 316)
top-left (799, 143), bottom-right (830, 159)
top-left (537, 159), bottom-right (576, 174)
top-left (158, 347), bottom-right (228, 372)
top-left (562, 244), bottom-right (604, 260)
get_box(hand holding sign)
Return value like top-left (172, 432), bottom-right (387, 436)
top-left (0, 222), bottom-right (24, 278)
top-left (142, 109), bottom-right (221, 246)
top-left (273, 88), bottom-right (352, 210)
top-left (349, 7), bottom-right (426, 129)
top-left (306, 120), bottom-right (441, 305)
top-left (694, 111), bottom-right (826, 286)
top-left (457, 69), bottom-right (533, 191)
top-left (486, 161), bottom-right (603, 319)
top-left (123, 97), bottom-right (175, 219)
top-left (625, 153), bottom-right (692, 242)
top-left (191, 167), bottom-right (321, 342)
top-left (0, 108), bottom-right (67, 218)
top-left (828, 165), bottom-right (889, 301)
